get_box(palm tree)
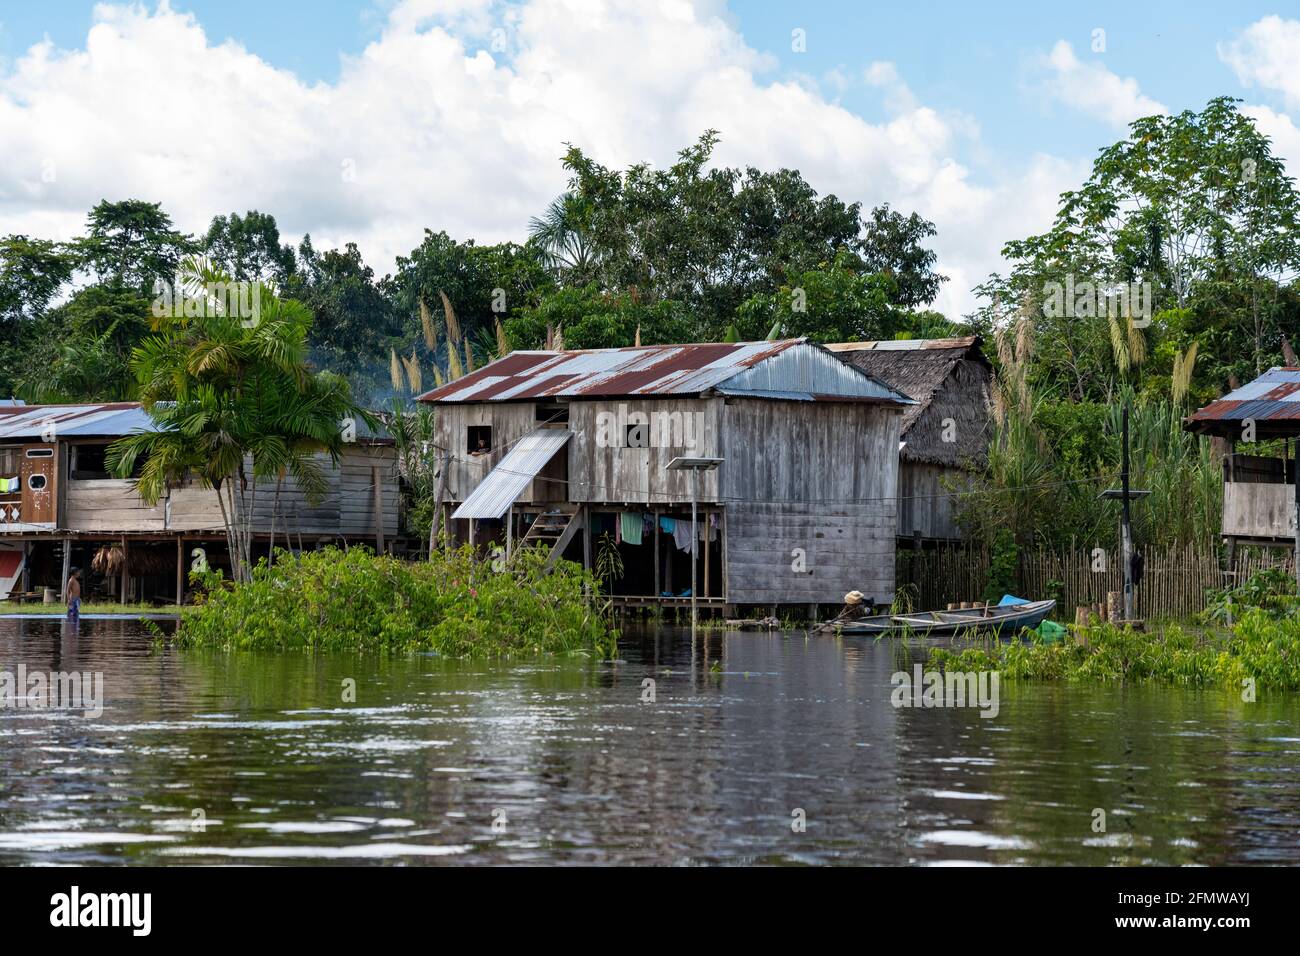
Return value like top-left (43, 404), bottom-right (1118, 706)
top-left (107, 258), bottom-right (367, 582)
top-left (528, 192), bottom-right (597, 279)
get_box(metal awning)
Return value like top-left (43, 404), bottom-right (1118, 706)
top-left (452, 429), bottom-right (571, 520)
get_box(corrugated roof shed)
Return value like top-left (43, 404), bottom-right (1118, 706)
top-left (826, 336), bottom-right (992, 467)
top-left (417, 340), bottom-right (914, 406)
top-left (1186, 367), bottom-right (1300, 437)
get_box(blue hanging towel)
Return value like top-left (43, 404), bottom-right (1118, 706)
top-left (659, 516), bottom-right (676, 534)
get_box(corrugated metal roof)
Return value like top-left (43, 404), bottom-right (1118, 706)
top-left (451, 429), bottom-right (572, 520)
top-left (0, 402), bottom-right (156, 440)
top-left (1187, 368), bottom-right (1300, 434)
top-left (419, 340), bottom-right (914, 406)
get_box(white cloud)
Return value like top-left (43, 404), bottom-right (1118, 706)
top-left (0, 0), bottom-right (1080, 320)
top-left (1220, 15), bottom-right (1300, 109)
top-left (1032, 39), bottom-right (1166, 129)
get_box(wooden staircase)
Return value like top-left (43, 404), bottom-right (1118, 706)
top-left (518, 507), bottom-right (583, 573)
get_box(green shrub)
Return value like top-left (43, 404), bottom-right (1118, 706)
top-left (177, 545), bottom-right (616, 657)
top-left (930, 609), bottom-right (1300, 690)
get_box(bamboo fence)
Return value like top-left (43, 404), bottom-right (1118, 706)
top-left (895, 541), bottom-right (1294, 621)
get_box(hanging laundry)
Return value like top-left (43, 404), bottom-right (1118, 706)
top-left (659, 516), bottom-right (676, 535)
top-left (673, 520), bottom-right (693, 552)
top-left (642, 512), bottom-right (654, 539)
top-left (619, 512), bottom-right (643, 546)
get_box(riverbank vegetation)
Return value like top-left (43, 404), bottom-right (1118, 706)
top-left (175, 546), bottom-right (616, 657)
top-left (930, 570), bottom-right (1300, 689)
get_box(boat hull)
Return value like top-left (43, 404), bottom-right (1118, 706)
top-left (824, 600), bottom-right (1056, 637)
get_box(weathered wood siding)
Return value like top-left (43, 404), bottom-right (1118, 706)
top-left (567, 399), bottom-right (722, 504)
top-left (897, 462), bottom-right (965, 541)
top-left (247, 446), bottom-right (399, 538)
top-left (719, 399), bottom-right (901, 606)
top-left (434, 403), bottom-right (541, 503)
top-left (60, 445), bottom-right (399, 537)
top-left (1223, 480), bottom-right (1295, 539)
top-left (66, 479), bottom-right (167, 532)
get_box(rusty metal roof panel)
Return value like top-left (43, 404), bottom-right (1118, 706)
top-left (1188, 368), bottom-right (1300, 424)
top-left (418, 340), bottom-right (913, 405)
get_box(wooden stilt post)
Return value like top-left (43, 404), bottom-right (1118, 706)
top-left (371, 464), bottom-right (385, 555)
top-left (176, 536), bottom-right (184, 605)
top-left (702, 510), bottom-right (710, 600)
top-left (60, 535), bottom-right (71, 602)
top-left (119, 535), bottom-right (129, 604)
top-left (582, 505), bottom-right (592, 572)
top-left (429, 451), bottom-right (449, 557)
top-left (653, 509), bottom-right (661, 600)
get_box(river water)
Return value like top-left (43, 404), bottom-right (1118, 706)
top-left (1, 617), bottom-right (1298, 865)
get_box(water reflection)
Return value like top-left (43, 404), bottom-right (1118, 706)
top-left (1, 617), bottom-right (1298, 865)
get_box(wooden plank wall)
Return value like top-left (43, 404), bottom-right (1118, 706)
top-left (66, 479), bottom-right (167, 532)
top-left (60, 445), bottom-right (399, 538)
top-left (567, 398), bottom-right (722, 504)
top-left (896, 462), bottom-right (964, 540)
top-left (726, 502), bottom-right (897, 605)
top-left (720, 399), bottom-right (901, 606)
top-left (434, 403), bottom-right (540, 502)
top-left (1222, 481), bottom-right (1295, 539)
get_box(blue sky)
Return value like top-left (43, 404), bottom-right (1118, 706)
top-left (4, 0), bottom-right (1291, 155)
top-left (2, 1), bottom-right (1299, 316)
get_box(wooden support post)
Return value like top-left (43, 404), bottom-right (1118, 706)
top-left (703, 511), bottom-right (710, 599)
top-left (506, 505), bottom-right (513, 563)
top-left (176, 536), bottom-right (184, 606)
top-left (120, 535), bottom-right (129, 604)
top-left (429, 451), bottom-right (450, 558)
top-left (653, 509), bottom-right (661, 599)
top-left (60, 536), bottom-right (71, 602)
top-left (371, 465), bottom-right (385, 555)
top-left (582, 505), bottom-right (592, 572)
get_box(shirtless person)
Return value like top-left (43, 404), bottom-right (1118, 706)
top-left (66, 568), bottom-right (81, 623)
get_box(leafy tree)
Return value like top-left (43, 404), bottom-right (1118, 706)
top-left (734, 251), bottom-right (899, 343)
top-left (75, 199), bottom-right (195, 292)
top-left (975, 97), bottom-right (1300, 401)
top-left (287, 236), bottom-right (399, 399)
top-left (388, 230), bottom-right (551, 379)
top-left (13, 285), bottom-right (150, 402)
top-left (504, 283), bottom-right (692, 351)
top-left (860, 203), bottom-right (946, 308)
top-left (0, 236), bottom-right (76, 395)
top-left (203, 210), bottom-right (297, 286)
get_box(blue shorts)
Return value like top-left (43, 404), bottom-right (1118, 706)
top-left (67, 597), bottom-right (80, 621)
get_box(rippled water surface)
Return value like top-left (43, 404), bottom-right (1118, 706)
top-left (2, 616), bottom-right (1299, 865)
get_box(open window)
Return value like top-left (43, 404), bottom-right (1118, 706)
top-left (467, 425), bottom-right (493, 456)
top-left (536, 403), bottom-right (569, 424)
top-left (70, 444), bottom-right (112, 480)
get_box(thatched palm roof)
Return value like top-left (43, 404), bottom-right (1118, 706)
top-left (826, 337), bottom-right (993, 468)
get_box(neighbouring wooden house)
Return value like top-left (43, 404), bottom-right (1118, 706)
top-left (825, 336), bottom-right (994, 543)
top-left (1185, 367), bottom-right (1300, 550)
top-left (0, 401), bottom-right (401, 602)
top-left (417, 339), bottom-right (915, 613)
